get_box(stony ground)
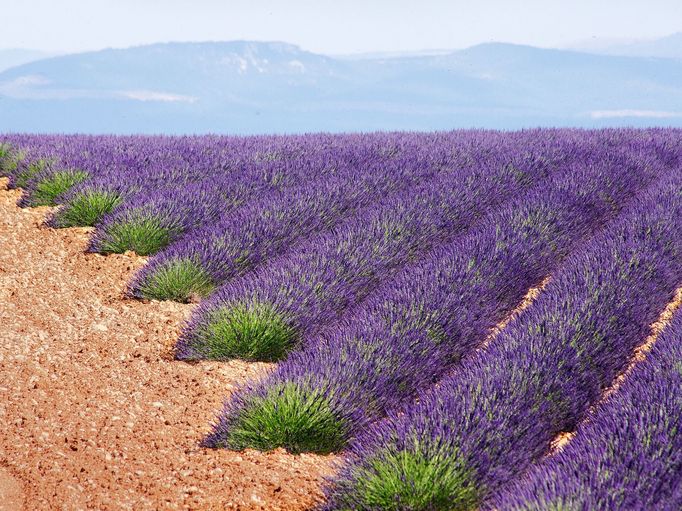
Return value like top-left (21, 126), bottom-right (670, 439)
top-left (0, 179), bottom-right (335, 510)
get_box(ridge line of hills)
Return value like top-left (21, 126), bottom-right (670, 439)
top-left (1, 38), bottom-right (682, 133)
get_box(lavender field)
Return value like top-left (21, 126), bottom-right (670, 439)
top-left (2, 129), bottom-right (681, 510)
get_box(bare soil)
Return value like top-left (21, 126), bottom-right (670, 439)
top-left (0, 466), bottom-right (23, 511)
top-left (0, 179), bottom-right (335, 510)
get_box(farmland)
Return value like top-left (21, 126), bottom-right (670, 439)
top-left (1, 129), bottom-right (681, 510)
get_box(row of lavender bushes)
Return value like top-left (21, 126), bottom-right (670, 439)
top-left (322, 170), bottom-right (682, 510)
top-left (21, 136), bottom-right (192, 209)
top-left (203, 141), bottom-right (672, 455)
top-left (2, 134), bottom-right (195, 196)
top-left (5, 134), bottom-right (451, 256)
top-left (493, 298), bottom-right (682, 510)
top-left (1, 134), bottom-right (235, 225)
top-left (5, 132), bottom-right (546, 262)
top-left (4, 130), bottom-right (678, 264)
top-left (175, 130), bottom-right (587, 362)
top-left (85, 133), bottom-right (437, 255)
top-left (49, 135), bottom-right (332, 233)
top-left (1, 134), bottom-right (66, 190)
top-left (128, 130), bottom-right (541, 302)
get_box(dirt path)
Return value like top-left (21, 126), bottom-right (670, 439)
top-left (0, 180), bottom-right (335, 510)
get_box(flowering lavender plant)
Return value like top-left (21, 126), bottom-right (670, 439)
top-left (324, 171), bottom-right (682, 510)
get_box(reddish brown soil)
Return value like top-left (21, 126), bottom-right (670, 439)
top-left (0, 467), bottom-right (23, 511)
top-left (0, 179), bottom-right (335, 510)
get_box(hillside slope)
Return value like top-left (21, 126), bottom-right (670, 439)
top-left (1, 41), bottom-right (682, 133)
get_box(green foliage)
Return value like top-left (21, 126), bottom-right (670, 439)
top-left (222, 383), bottom-right (348, 454)
top-left (98, 216), bottom-right (176, 255)
top-left (196, 301), bottom-right (297, 361)
top-left (30, 170), bottom-right (89, 206)
top-left (0, 144), bottom-right (18, 177)
top-left (0, 144), bottom-right (22, 177)
top-left (137, 258), bottom-right (215, 302)
top-left (345, 443), bottom-right (479, 510)
top-left (55, 190), bottom-right (122, 227)
top-left (14, 158), bottom-right (49, 188)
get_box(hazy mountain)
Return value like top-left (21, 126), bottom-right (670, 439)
top-left (573, 32), bottom-right (682, 60)
top-left (1, 40), bottom-right (681, 133)
top-left (334, 49), bottom-right (457, 60)
top-left (0, 49), bottom-right (56, 72)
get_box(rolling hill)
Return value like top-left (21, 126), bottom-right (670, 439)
top-left (1, 40), bottom-right (682, 133)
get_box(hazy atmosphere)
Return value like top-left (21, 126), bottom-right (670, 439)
top-left (1, 1), bottom-right (681, 133)
top-left (5, 0), bottom-right (682, 54)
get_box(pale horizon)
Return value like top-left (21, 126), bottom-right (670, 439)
top-left (3, 33), bottom-right (681, 60)
top-left (3, 0), bottom-right (681, 55)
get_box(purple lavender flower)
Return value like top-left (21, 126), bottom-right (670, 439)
top-left (177, 129), bottom-right (664, 362)
top-left (491, 298), bottom-right (682, 510)
top-left (203, 146), bottom-right (672, 454)
top-left (323, 170), bottom-right (682, 510)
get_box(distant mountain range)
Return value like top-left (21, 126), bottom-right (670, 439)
top-left (1, 37), bottom-right (682, 134)
top-left (571, 32), bottom-right (682, 60)
top-left (0, 49), bottom-right (56, 72)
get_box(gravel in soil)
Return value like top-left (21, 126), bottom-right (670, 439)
top-left (0, 179), bottom-right (335, 510)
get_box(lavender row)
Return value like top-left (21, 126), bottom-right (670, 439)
top-left (3, 134), bottom-right (187, 195)
top-left (128, 131), bottom-right (553, 301)
top-left (203, 146), bottom-right (671, 454)
top-left (48, 134), bottom-right (344, 228)
top-left (323, 170), bottom-right (682, 510)
top-left (1, 135), bottom-right (63, 189)
top-left (0, 141), bottom-right (27, 179)
top-left (16, 135), bottom-right (170, 208)
top-left (176, 130), bottom-right (588, 362)
top-left (30, 133), bottom-right (400, 228)
top-left (92, 132), bottom-right (482, 258)
top-left (39, 137), bottom-right (191, 213)
top-left (2, 134), bottom-right (224, 214)
top-left (3, 130), bottom-right (677, 222)
top-left (492, 303), bottom-right (682, 510)
top-left (85, 132), bottom-right (485, 255)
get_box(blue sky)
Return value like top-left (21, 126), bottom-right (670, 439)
top-left (5, 0), bottom-right (682, 54)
